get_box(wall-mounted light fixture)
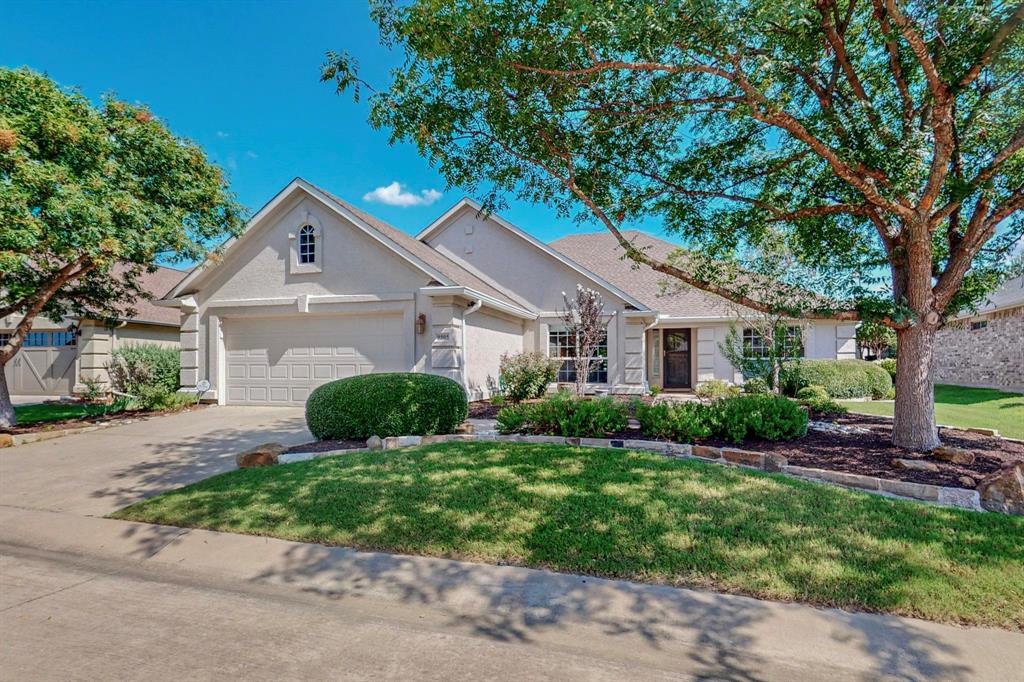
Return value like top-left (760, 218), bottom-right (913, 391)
top-left (416, 313), bottom-right (427, 335)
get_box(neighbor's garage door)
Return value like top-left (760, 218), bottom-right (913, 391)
top-left (2, 331), bottom-right (77, 396)
top-left (223, 314), bottom-right (406, 405)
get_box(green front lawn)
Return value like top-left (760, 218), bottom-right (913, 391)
top-left (13, 402), bottom-right (116, 426)
top-left (113, 441), bottom-right (1024, 629)
top-left (840, 384), bottom-right (1024, 439)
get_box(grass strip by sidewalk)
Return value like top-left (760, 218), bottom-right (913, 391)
top-left (13, 402), bottom-right (115, 425)
top-left (840, 384), bottom-right (1024, 439)
top-left (112, 441), bottom-right (1024, 629)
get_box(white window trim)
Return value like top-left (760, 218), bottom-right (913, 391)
top-left (742, 326), bottom-right (804, 360)
top-left (547, 324), bottom-right (610, 385)
top-left (288, 211), bottom-right (323, 274)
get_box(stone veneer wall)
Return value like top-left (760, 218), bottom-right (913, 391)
top-left (932, 306), bottom-right (1024, 390)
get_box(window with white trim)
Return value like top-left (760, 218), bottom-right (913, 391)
top-left (742, 326), bottom-right (803, 359)
top-left (548, 327), bottom-right (609, 383)
top-left (298, 224), bottom-right (316, 264)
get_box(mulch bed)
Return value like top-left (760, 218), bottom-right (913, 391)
top-left (709, 414), bottom-right (1023, 488)
top-left (2, 403), bottom-right (207, 435)
top-left (284, 438), bottom-right (366, 454)
top-left (468, 401), bottom-right (503, 419)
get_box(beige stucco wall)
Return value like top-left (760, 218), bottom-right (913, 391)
top-left (177, 191), bottom-right (523, 402)
top-left (932, 307), bottom-right (1024, 391)
top-left (463, 310), bottom-right (524, 400)
top-left (425, 206), bottom-right (646, 393)
top-left (113, 323), bottom-right (180, 349)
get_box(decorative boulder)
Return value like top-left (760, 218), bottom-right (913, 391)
top-left (959, 475), bottom-right (977, 489)
top-left (977, 462), bottom-right (1024, 516)
top-left (931, 446), bottom-right (976, 466)
top-left (235, 442), bottom-right (286, 468)
top-left (366, 435), bottom-right (383, 450)
top-left (891, 458), bottom-right (938, 472)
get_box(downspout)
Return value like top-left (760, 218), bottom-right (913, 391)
top-left (642, 315), bottom-right (661, 394)
top-left (461, 298), bottom-right (483, 397)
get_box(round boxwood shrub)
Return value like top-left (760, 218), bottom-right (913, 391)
top-left (305, 373), bottom-right (468, 440)
top-left (782, 359), bottom-right (892, 399)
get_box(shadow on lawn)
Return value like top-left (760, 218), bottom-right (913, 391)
top-left (115, 442), bottom-right (1020, 679)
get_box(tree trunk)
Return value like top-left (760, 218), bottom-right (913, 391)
top-left (0, 366), bottom-right (14, 428)
top-left (892, 323), bottom-right (939, 451)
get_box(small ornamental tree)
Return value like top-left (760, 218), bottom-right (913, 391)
top-left (324, 1), bottom-right (1024, 451)
top-left (558, 285), bottom-right (606, 397)
top-left (0, 68), bottom-right (243, 426)
top-left (856, 321), bottom-right (898, 359)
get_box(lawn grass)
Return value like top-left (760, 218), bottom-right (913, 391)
top-left (112, 441), bottom-right (1024, 629)
top-left (13, 402), bottom-right (116, 425)
top-left (840, 384), bottom-right (1024, 439)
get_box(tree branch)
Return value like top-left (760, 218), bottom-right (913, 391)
top-left (957, 3), bottom-right (1024, 89)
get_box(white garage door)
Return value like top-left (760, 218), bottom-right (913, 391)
top-left (224, 314), bottom-right (406, 405)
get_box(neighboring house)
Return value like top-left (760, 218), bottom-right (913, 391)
top-left (1, 266), bottom-right (184, 398)
top-left (159, 178), bottom-right (855, 405)
top-left (932, 275), bottom-right (1024, 392)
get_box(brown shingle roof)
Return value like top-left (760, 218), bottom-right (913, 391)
top-left (549, 231), bottom-right (736, 318)
top-left (315, 185), bottom-right (529, 311)
top-left (108, 264), bottom-right (187, 325)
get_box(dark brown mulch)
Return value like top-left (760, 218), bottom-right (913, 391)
top-left (284, 438), bottom-right (367, 454)
top-left (705, 413), bottom-right (1023, 488)
top-left (2, 403), bottom-right (207, 435)
top-left (467, 401), bottom-right (503, 419)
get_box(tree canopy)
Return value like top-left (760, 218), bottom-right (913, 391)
top-left (0, 68), bottom-right (242, 330)
top-left (325, 0), bottom-right (1023, 450)
top-left (0, 67), bottom-right (243, 424)
top-left (325, 0), bottom-right (1022, 323)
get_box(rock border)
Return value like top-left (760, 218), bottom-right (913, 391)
top-left (278, 432), bottom-right (984, 514)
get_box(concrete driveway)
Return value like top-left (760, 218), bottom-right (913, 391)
top-left (0, 405), bottom-right (309, 516)
top-left (2, 405), bottom-right (1022, 680)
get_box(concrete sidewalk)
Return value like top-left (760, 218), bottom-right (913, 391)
top-left (2, 505), bottom-right (1021, 681)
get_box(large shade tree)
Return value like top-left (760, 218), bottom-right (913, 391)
top-left (0, 68), bottom-right (243, 426)
top-left (325, 0), bottom-right (1024, 450)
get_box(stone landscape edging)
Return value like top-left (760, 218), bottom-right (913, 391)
top-left (278, 432), bottom-right (984, 513)
top-left (2, 420), bottom-right (127, 448)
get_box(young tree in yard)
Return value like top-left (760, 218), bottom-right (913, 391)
top-left (324, 1), bottom-right (1024, 450)
top-left (0, 68), bottom-right (242, 427)
top-left (856, 321), bottom-right (898, 359)
top-left (558, 285), bottom-right (606, 397)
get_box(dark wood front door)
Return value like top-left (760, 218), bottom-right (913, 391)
top-left (663, 329), bottom-right (691, 389)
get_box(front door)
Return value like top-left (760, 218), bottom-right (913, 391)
top-left (663, 329), bottom-right (691, 389)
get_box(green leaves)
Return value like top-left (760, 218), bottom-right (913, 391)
top-left (327, 0), bottom-right (1023, 322)
top-left (0, 67), bottom-right (243, 326)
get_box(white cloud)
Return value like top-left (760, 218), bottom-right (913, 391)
top-left (363, 181), bottom-right (442, 207)
top-left (216, 131), bottom-right (230, 138)
top-left (245, 150), bottom-right (258, 159)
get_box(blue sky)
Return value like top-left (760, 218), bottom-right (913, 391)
top-left (3, 0), bottom-right (671, 262)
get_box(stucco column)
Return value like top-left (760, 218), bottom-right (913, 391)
top-left (73, 321), bottom-right (112, 393)
top-left (428, 296), bottom-right (462, 383)
top-left (178, 298), bottom-right (200, 392)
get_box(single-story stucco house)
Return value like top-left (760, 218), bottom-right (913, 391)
top-left (932, 274), bottom-right (1024, 392)
top-left (2, 266), bottom-right (184, 398)
top-left (157, 178), bottom-right (856, 405)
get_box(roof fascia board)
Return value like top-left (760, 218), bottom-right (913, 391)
top-left (420, 285), bottom-right (537, 320)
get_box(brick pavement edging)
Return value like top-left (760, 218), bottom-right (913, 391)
top-left (278, 432), bottom-right (984, 513)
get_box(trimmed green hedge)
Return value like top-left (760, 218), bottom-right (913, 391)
top-left (782, 359), bottom-right (892, 399)
top-left (306, 373), bottom-right (468, 440)
top-left (636, 394), bottom-right (808, 444)
top-left (496, 391), bottom-right (629, 437)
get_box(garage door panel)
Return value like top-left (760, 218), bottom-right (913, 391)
top-left (224, 314), bottom-right (405, 405)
